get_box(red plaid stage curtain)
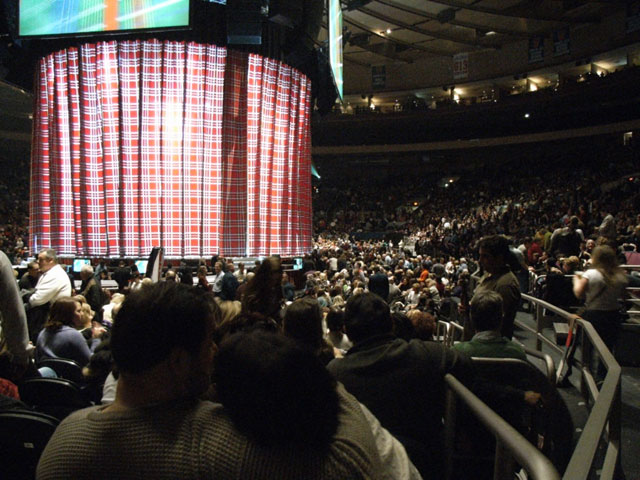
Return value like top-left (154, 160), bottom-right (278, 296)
top-left (30, 40), bottom-right (312, 258)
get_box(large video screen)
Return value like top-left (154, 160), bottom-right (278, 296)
top-left (327, 0), bottom-right (343, 100)
top-left (19, 0), bottom-right (190, 37)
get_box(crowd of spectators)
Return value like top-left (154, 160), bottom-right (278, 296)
top-left (0, 140), bottom-right (638, 478)
top-left (313, 144), bottom-right (640, 262)
top-left (0, 151), bottom-right (30, 264)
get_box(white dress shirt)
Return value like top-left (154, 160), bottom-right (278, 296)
top-left (29, 263), bottom-right (72, 308)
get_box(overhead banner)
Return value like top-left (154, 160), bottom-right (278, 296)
top-left (528, 36), bottom-right (544, 63)
top-left (453, 52), bottom-right (468, 80)
top-left (372, 65), bottom-right (386, 90)
top-left (553, 27), bottom-right (570, 57)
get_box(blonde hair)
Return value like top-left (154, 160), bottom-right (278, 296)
top-left (591, 245), bottom-right (626, 286)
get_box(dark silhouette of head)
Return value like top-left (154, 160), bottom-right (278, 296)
top-left (214, 330), bottom-right (339, 448)
top-left (343, 292), bottom-right (392, 343)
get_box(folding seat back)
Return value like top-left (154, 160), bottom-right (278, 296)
top-left (0, 409), bottom-right (59, 480)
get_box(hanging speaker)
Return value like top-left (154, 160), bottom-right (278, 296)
top-left (227, 0), bottom-right (264, 45)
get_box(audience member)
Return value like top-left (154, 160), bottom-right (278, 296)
top-left (283, 297), bottom-right (335, 365)
top-left (37, 282), bottom-right (384, 480)
top-left (24, 249), bottom-right (73, 341)
top-left (472, 235), bottom-right (521, 339)
top-left (0, 250), bottom-right (31, 369)
top-left (18, 260), bottom-right (40, 290)
top-left (79, 264), bottom-right (103, 322)
top-left (35, 297), bottom-right (99, 367)
top-left (241, 256), bottom-right (284, 322)
top-left (327, 292), bottom-right (472, 479)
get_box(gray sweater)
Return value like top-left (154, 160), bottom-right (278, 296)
top-left (37, 385), bottom-right (383, 480)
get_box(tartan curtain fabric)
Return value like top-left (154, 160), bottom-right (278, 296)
top-left (29, 40), bottom-right (312, 258)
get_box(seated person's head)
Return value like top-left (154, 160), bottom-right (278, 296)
top-left (214, 330), bottom-right (339, 448)
top-left (368, 272), bottom-right (389, 300)
top-left (407, 309), bottom-right (436, 341)
top-left (111, 283), bottom-right (219, 397)
top-left (470, 290), bottom-right (503, 333)
top-left (214, 311), bottom-right (279, 344)
top-left (562, 256), bottom-right (580, 274)
top-left (46, 297), bottom-right (82, 331)
top-left (325, 309), bottom-right (345, 333)
top-left (343, 292), bottom-right (392, 343)
top-left (283, 297), bottom-right (323, 351)
top-left (391, 311), bottom-right (415, 341)
top-left (478, 235), bottom-right (510, 273)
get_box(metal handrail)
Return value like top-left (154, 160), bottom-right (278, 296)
top-left (444, 374), bottom-right (561, 480)
top-left (521, 346), bottom-right (556, 383)
top-left (517, 292), bottom-right (622, 480)
top-left (562, 318), bottom-right (622, 480)
top-left (518, 293), bottom-right (571, 354)
top-left (436, 320), bottom-right (450, 345)
top-left (448, 320), bottom-right (464, 347)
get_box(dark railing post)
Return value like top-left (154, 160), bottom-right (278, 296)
top-left (536, 302), bottom-right (543, 351)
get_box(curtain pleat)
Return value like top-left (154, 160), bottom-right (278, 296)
top-left (30, 39), bottom-right (311, 258)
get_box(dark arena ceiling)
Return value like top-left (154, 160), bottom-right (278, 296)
top-left (1, 1), bottom-right (640, 147)
top-left (316, 0), bottom-right (640, 109)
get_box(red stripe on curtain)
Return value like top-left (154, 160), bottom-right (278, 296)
top-left (80, 44), bottom-right (107, 256)
top-left (201, 44), bottom-right (226, 256)
top-left (182, 42), bottom-right (205, 258)
top-left (139, 40), bottom-right (163, 254)
top-left (67, 48), bottom-right (84, 255)
top-left (97, 42), bottom-right (121, 256)
top-left (30, 40), bottom-right (311, 258)
top-left (119, 40), bottom-right (142, 257)
top-left (160, 41), bottom-right (186, 258)
top-left (220, 50), bottom-right (248, 257)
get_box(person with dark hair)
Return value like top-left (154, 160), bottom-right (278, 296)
top-left (219, 264), bottom-right (239, 301)
top-left (325, 308), bottom-right (353, 352)
top-left (283, 297), bottom-right (335, 365)
top-left (241, 256), bottom-right (284, 322)
top-left (214, 330), bottom-right (340, 447)
top-left (327, 291), bottom-right (472, 480)
top-left (281, 271), bottom-right (295, 302)
top-left (368, 266), bottom-right (390, 302)
top-left (472, 235), bottom-right (521, 339)
top-left (35, 297), bottom-right (98, 366)
top-left (37, 283), bottom-right (383, 480)
top-left (79, 264), bottom-right (103, 323)
top-left (454, 290), bottom-right (527, 361)
top-left (177, 261), bottom-right (193, 286)
top-left (111, 261), bottom-right (131, 292)
top-left (18, 260), bottom-right (40, 290)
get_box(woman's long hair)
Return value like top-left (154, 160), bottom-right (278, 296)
top-left (44, 297), bottom-right (79, 331)
top-left (241, 257), bottom-right (283, 321)
top-left (591, 245), bottom-right (626, 287)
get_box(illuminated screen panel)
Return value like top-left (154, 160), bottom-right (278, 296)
top-left (327, 0), bottom-right (343, 100)
top-left (19, 0), bottom-right (190, 37)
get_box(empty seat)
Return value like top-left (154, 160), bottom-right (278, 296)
top-left (0, 409), bottom-right (59, 480)
top-left (19, 378), bottom-right (92, 420)
top-left (37, 357), bottom-right (85, 385)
